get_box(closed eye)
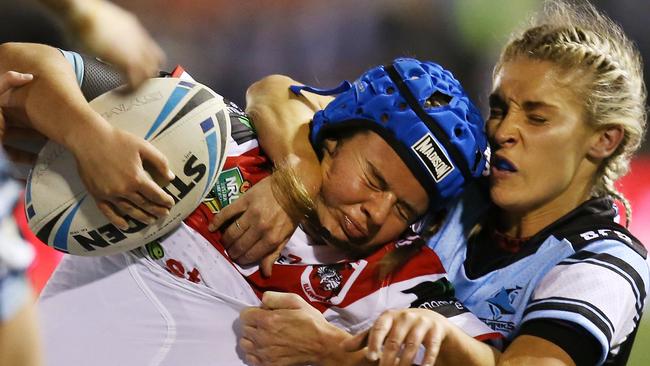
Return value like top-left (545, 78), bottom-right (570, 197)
top-left (527, 114), bottom-right (547, 124)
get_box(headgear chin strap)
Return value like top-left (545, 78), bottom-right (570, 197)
top-left (292, 57), bottom-right (490, 211)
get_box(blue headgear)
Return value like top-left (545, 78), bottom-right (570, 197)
top-left (291, 58), bottom-right (489, 210)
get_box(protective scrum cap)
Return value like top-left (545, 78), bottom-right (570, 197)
top-left (292, 58), bottom-right (489, 210)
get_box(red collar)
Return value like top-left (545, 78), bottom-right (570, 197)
top-left (491, 230), bottom-right (530, 254)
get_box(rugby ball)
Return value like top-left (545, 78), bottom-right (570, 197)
top-left (25, 78), bottom-right (231, 256)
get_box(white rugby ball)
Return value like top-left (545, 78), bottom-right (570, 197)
top-left (25, 78), bottom-right (230, 256)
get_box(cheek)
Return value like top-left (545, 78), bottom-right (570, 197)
top-left (320, 160), bottom-right (363, 206)
top-left (368, 218), bottom-right (409, 247)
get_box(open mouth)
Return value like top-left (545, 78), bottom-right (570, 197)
top-left (492, 156), bottom-right (517, 172)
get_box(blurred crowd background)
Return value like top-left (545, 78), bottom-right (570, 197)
top-left (1, 0), bottom-right (648, 123)
top-left (5, 0), bottom-right (649, 241)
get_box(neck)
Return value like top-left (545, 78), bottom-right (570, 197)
top-left (499, 177), bottom-right (595, 239)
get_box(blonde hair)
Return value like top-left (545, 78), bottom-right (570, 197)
top-left (494, 0), bottom-right (647, 225)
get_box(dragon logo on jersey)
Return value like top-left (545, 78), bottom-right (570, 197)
top-left (300, 261), bottom-right (367, 305)
top-left (315, 266), bottom-right (343, 291)
top-left (481, 286), bottom-right (522, 333)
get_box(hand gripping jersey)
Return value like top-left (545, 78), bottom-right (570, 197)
top-left (428, 183), bottom-right (649, 365)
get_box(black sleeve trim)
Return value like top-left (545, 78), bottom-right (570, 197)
top-left (79, 55), bottom-right (126, 101)
top-left (519, 319), bottom-right (601, 366)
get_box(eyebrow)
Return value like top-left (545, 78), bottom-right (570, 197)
top-left (521, 100), bottom-right (558, 111)
top-left (489, 92), bottom-right (558, 111)
top-left (367, 160), bottom-right (419, 219)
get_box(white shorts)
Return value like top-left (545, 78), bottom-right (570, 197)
top-left (38, 225), bottom-right (261, 366)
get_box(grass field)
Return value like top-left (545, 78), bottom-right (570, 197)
top-left (628, 317), bottom-right (650, 365)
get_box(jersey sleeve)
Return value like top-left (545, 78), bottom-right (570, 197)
top-left (58, 49), bottom-right (126, 100)
top-left (521, 238), bottom-right (649, 364)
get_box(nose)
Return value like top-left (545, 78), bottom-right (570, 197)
top-left (490, 111), bottom-right (519, 148)
top-left (361, 191), bottom-right (396, 227)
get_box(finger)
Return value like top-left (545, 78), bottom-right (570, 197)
top-left (0, 71), bottom-right (33, 92)
top-left (397, 324), bottom-right (428, 366)
top-left (245, 354), bottom-right (261, 366)
top-left (341, 329), bottom-right (370, 352)
top-left (149, 41), bottom-right (166, 69)
top-left (140, 141), bottom-right (174, 182)
top-left (379, 321), bottom-right (412, 366)
top-left (261, 291), bottom-right (308, 310)
top-left (259, 241), bottom-right (287, 278)
top-left (220, 218), bottom-right (247, 248)
top-left (209, 199), bottom-right (248, 231)
top-left (0, 72), bottom-right (33, 107)
top-left (124, 192), bottom-right (170, 219)
top-left (420, 327), bottom-right (445, 366)
top-left (239, 307), bottom-right (266, 327)
top-left (97, 200), bottom-right (129, 230)
top-left (366, 314), bottom-right (394, 362)
top-left (240, 324), bottom-right (258, 339)
top-left (228, 225), bottom-right (263, 261)
top-left (125, 63), bottom-right (149, 90)
top-left (239, 336), bottom-right (256, 353)
top-left (113, 199), bottom-right (156, 225)
top-left (137, 174), bottom-right (175, 209)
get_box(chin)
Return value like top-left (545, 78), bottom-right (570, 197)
top-left (489, 188), bottom-right (520, 211)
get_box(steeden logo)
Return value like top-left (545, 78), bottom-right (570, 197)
top-left (411, 133), bottom-right (454, 182)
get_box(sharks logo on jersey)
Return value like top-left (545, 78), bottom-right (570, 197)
top-left (479, 286), bottom-right (522, 332)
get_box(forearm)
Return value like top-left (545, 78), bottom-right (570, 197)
top-left (0, 42), bottom-right (111, 155)
top-left (437, 325), bottom-right (500, 366)
top-left (245, 74), bottom-right (330, 196)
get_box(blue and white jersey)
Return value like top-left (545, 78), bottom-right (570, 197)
top-left (428, 183), bottom-right (649, 365)
top-left (0, 149), bottom-right (34, 322)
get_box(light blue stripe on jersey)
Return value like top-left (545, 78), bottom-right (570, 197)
top-left (0, 272), bottom-right (30, 322)
top-left (59, 49), bottom-right (84, 87)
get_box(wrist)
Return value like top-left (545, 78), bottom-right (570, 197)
top-left (61, 111), bottom-right (113, 156)
top-left (284, 153), bottom-right (322, 197)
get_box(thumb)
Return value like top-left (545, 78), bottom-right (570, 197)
top-left (139, 140), bottom-right (174, 182)
top-left (0, 71), bottom-right (33, 107)
top-left (340, 330), bottom-right (370, 352)
top-left (261, 291), bottom-right (308, 310)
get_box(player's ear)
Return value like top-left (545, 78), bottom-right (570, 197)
top-left (321, 138), bottom-right (339, 158)
top-left (588, 125), bottom-right (624, 159)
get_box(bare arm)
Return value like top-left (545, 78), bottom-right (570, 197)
top-left (498, 335), bottom-right (574, 366)
top-left (0, 43), bottom-right (110, 151)
top-left (0, 42), bottom-right (174, 228)
top-left (245, 74), bottom-right (332, 197)
top-left (210, 75), bottom-right (332, 275)
top-left (38, 0), bottom-right (164, 88)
